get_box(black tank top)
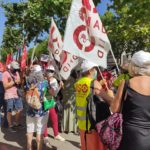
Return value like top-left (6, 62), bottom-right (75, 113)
top-left (122, 86), bottom-right (150, 128)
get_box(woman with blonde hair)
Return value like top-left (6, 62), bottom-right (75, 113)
top-left (111, 50), bottom-right (150, 150)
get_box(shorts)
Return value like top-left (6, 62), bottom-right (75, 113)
top-left (5, 98), bottom-right (23, 113)
top-left (26, 114), bottom-right (48, 134)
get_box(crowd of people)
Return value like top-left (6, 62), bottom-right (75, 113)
top-left (0, 50), bottom-right (150, 150)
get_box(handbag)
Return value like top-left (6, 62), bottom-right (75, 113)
top-left (43, 96), bottom-right (55, 111)
top-left (96, 81), bottom-right (128, 150)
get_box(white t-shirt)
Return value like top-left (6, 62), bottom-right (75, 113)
top-left (49, 78), bottom-right (59, 97)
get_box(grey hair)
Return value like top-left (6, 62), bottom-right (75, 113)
top-left (28, 71), bottom-right (44, 85)
top-left (128, 62), bottom-right (150, 77)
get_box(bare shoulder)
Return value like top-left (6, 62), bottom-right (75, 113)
top-left (130, 76), bottom-right (150, 85)
top-left (129, 76), bottom-right (150, 95)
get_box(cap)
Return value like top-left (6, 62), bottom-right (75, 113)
top-left (131, 50), bottom-right (150, 67)
top-left (46, 65), bottom-right (55, 71)
top-left (10, 61), bottom-right (20, 69)
top-left (30, 65), bottom-right (42, 72)
top-left (81, 60), bottom-right (98, 73)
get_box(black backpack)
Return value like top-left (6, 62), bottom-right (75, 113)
top-left (86, 80), bottom-right (111, 131)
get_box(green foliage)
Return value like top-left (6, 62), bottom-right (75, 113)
top-left (1, 0), bottom-right (72, 54)
top-left (103, 0), bottom-right (150, 56)
top-left (28, 40), bottom-right (48, 60)
top-left (1, 0), bottom-right (150, 62)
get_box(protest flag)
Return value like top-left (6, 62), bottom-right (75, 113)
top-left (63, 0), bottom-right (112, 68)
top-left (21, 45), bottom-right (27, 71)
top-left (6, 54), bottom-right (13, 65)
top-left (48, 17), bottom-right (63, 62)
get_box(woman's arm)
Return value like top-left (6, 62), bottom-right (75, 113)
top-left (110, 80), bottom-right (125, 113)
top-left (49, 78), bottom-right (60, 96)
top-left (93, 80), bottom-right (114, 105)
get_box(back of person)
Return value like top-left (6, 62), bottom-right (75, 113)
top-left (118, 76), bottom-right (150, 150)
top-left (122, 76), bottom-right (150, 127)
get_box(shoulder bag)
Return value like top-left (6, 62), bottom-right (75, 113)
top-left (96, 80), bottom-right (128, 150)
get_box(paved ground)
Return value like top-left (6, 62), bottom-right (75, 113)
top-left (0, 114), bottom-right (80, 150)
top-left (0, 127), bottom-right (80, 150)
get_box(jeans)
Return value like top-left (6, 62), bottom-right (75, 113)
top-left (5, 98), bottom-right (23, 112)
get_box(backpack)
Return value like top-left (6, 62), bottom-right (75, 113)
top-left (86, 80), bottom-right (111, 131)
top-left (26, 86), bottom-right (41, 110)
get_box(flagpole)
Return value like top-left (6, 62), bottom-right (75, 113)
top-left (109, 48), bottom-right (120, 74)
top-left (31, 37), bottom-right (38, 67)
top-left (48, 49), bottom-right (62, 82)
top-left (97, 67), bottom-right (109, 91)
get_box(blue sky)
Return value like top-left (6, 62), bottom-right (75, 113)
top-left (0, 0), bottom-right (110, 47)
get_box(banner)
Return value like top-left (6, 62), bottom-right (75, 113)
top-left (48, 18), bottom-right (63, 62)
top-left (21, 45), bottom-right (27, 71)
top-left (63, 0), bottom-right (111, 68)
top-left (60, 51), bottom-right (80, 80)
top-left (47, 18), bottom-right (80, 80)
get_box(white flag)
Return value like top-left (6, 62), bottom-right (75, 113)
top-left (63, 0), bottom-right (111, 68)
top-left (60, 51), bottom-right (80, 80)
top-left (48, 18), bottom-right (63, 62)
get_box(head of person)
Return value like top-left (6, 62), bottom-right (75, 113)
top-left (10, 61), bottom-right (20, 73)
top-left (29, 64), bottom-right (44, 84)
top-left (81, 60), bottom-right (98, 79)
top-left (46, 65), bottom-right (55, 78)
top-left (128, 50), bottom-right (150, 77)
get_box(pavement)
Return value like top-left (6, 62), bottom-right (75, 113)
top-left (0, 114), bottom-right (80, 150)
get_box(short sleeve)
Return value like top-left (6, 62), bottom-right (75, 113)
top-left (2, 71), bottom-right (11, 84)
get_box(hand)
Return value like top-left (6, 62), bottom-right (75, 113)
top-left (100, 79), bottom-right (107, 86)
top-left (59, 81), bottom-right (64, 89)
top-left (15, 79), bottom-right (20, 84)
top-left (107, 90), bottom-right (114, 99)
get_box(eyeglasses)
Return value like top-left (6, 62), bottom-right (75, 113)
top-left (47, 70), bottom-right (54, 73)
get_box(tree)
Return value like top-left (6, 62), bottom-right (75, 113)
top-left (102, 0), bottom-right (150, 57)
top-left (0, 0), bottom-right (101, 61)
top-left (27, 39), bottom-right (48, 60)
top-left (1, 0), bottom-right (72, 54)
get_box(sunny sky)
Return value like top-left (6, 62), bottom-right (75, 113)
top-left (0, 0), bottom-right (110, 47)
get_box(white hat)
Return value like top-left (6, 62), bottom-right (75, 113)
top-left (30, 65), bottom-right (42, 72)
top-left (46, 65), bottom-right (55, 71)
top-left (10, 61), bottom-right (20, 69)
top-left (81, 60), bottom-right (98, 73)
top-left (131, 50), bottom-right (150, 67)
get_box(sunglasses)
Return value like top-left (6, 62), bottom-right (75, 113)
top-left (47, 70), bottom-right (54, 73)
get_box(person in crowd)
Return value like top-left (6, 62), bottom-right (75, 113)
top-left (43, 65), bottom-right (65, 147)
top-left (0, 62), bottom-right (5, 127)
top-left (62, 70), bottom-right (78, 134)
top-left (26, 64), bottom-right (49, 150)
top-left (2, 61), bottom-right (23, 132)
top-left (113, 65), bottom-right (130, 88)
top-left (74, 60), bottom-right (114, 150)
top-left (111, 50), bottom-right (150, 150)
